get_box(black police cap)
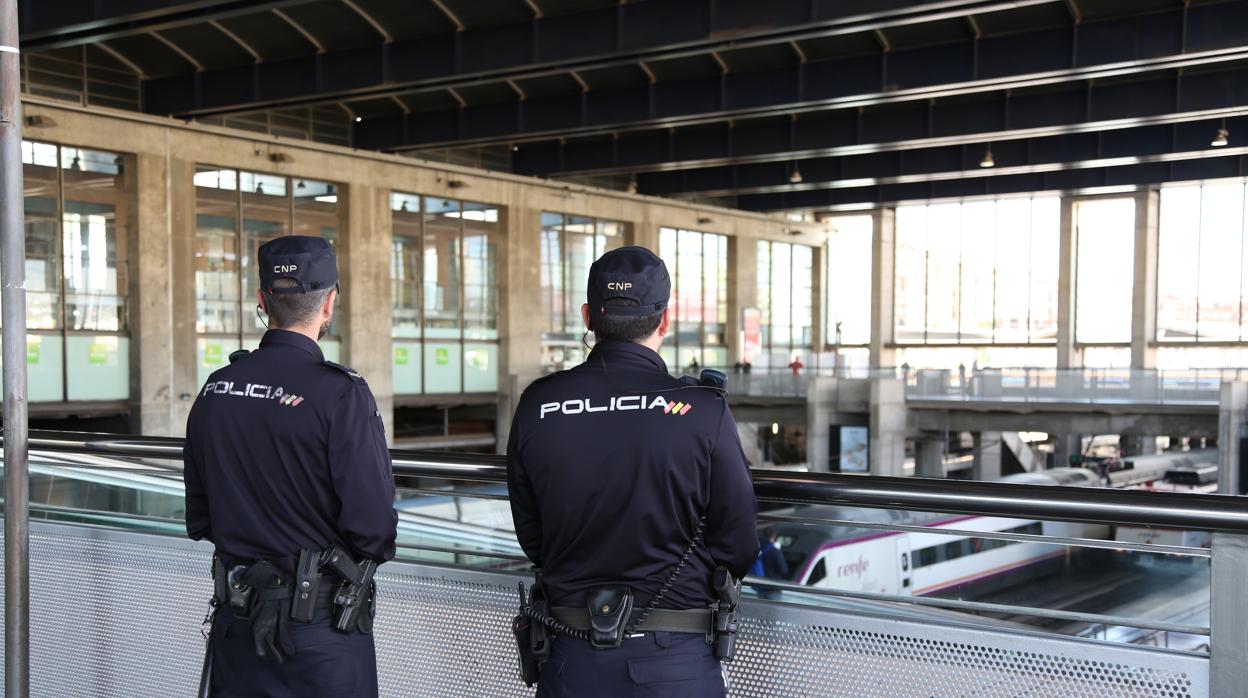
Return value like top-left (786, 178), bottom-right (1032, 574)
top-left (586, 246), bottom-right (671, 320)
top-left (258, 236), bottom-right (339, 294)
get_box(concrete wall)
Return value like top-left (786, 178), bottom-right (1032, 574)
top-left (19, 96), bottom-right (823, 436)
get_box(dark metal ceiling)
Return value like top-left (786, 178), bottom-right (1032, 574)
top-left (17, 0), bottom-right (1248, 213)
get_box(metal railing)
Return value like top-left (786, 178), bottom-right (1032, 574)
top-left (676, 365), bottom-right (1248, 405)
top-left (14, 430), bottom-right (1248, 696)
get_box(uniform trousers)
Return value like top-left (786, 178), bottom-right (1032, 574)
top-left (210, 602), bottom-right (378, 698)
top-left (537, 631), bottom-right (727, 698)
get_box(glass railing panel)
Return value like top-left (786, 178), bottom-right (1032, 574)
top-left (750, 502), bottom-right (1211, 651)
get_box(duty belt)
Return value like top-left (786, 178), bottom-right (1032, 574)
top-left (550, 606), bottom-right (712, 634)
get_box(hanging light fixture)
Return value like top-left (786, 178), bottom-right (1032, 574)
top-left (1212, 125), bottom-right (1230, 147)
top-left (789, 165), bottom-right (803, 184)
top-left (979, 146), bottom-right (995, 168)
top-left (626, 177), bottom-right (639, 194)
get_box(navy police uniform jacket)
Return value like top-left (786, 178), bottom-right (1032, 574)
top-left (507, 340), bottom-right (759, 609)
top-left (183, 329), bottom-right (398, 567)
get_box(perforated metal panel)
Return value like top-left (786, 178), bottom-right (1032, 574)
top-left (0, 522), bottom-right (1209, 697)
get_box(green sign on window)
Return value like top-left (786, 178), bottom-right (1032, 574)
top-left (204, 343), bottom-right (223, 366)
top-left (395, 346), bottom-right (409, 366)
top-left (88, 342), bottom-right (111, 366)
top-left (435, 348), bottom-right (449, 366)
top-left (26, 338), bottom-right (39, 365)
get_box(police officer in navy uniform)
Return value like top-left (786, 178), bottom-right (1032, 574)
top-left (184, 235), bottom-right (398, 697)
top-left (507, 246), bottom-right (759, 697)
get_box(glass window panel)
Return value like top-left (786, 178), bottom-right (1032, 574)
top-left (772, 243), bottom-right (793, 347)
top-left (62, 147), bottom-right (127, 332)
top-left (392, 193), bottom-right (422, 338)
top-left (894, 205), bottom-right (928, 343)
top-left (464, 342), bottom-right (499, 392)
top-left (1158, 186), bottom-right (1203, 341)
top-left (23, 149), bottom-right (60, 330)
top-left (1196, 182), bottom-right (1244, 341)
top-left (1075, 198), bottom-right (1135, 344)
top-left (463, 203), bottom-right (499, 340)
top-left (925, 203), bottom-right (961, 343)
top-left (392, 340), bottom-right (423, 394)
top-left (991, 200), bottom-right (1030, 343)
top-left (1029, 198), bottom-right (1060, 342)
top-left (565, 217), bottom-right (596, 335)
top-left (1157, 346), bottom-right (1248, 369)
top-left (540, 213), bottom-right (564, 336)
top-left (793, 244), bottom-right (814, 348)
top-left (25, 334), bottom-right (64, 402)
top-left (65, 335), bottom-right (128, 400)
top-left (959, 201), bottom-right (995, 343)
top-left (1082, 346), bottom-right (1131, 368)
top-left (424, 342), bottom-right (462, 393)
top-left (241, 171), bottom-right (289, 336)
top-left (826, 215), bottom-right (872, 346)
top-left (195, 167), bottom-right (240, 335)
top-left (423, 199), bottom-right (462, 336)
top-left (756, 241), bottom-right (771, 345)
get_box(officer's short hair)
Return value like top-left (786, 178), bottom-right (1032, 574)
top-left (263, 278), bottom-right (332, 328)
top-left (593, 298), bottom-right (663, 343)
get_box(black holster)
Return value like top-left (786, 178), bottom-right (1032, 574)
top-left (513, 578), bottom-right (551, 687)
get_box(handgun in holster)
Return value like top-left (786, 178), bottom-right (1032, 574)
top-left (708, 566), bottom-right (741, 662)
top-left (320, 546), bottom-right (377, 633)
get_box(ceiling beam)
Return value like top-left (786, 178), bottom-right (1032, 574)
top-left (20, 0), bottom-right (321, 50)
top-left (142, 0), bottom-right (1062, 117)
top-left (511, 66), bottom-right (1248, 178)
top-left (352, 21), bottom-right (1248, 153)
top-left (638, 117), bottom-right (1248, 199)
top-left (272, 8), bottom-right (325, 53)
top-left (340, 0), bottom-right (393, 43)
top-left (427, 0), bottom-right (466, 31)
top-left (209, 19), bottom-right (263, 62)
top-left (737, 152), bottom-right (1248, 213)
top-left (149, 30), bottom-right (205, 72)
top-left (94, 42), bottom-right (148, 78)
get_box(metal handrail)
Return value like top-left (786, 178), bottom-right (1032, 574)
top-left (17, 429), bottom-right (1248, 533)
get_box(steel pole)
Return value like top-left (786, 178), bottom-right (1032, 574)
top-left (0, 0), bottom-right (28, 694)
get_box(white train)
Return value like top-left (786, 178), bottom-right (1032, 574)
top-left (778, 504), bottom-right (1108, 597)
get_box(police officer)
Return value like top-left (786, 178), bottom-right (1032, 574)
top-left (184, 235), bottom-right (398, 697)
top-left (507, 246), bottom-right (758, 697)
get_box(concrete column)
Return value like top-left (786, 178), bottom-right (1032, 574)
top-left (730, 236), bottom-right (759, 364)
top-left (806, 376), bottom-right (835, 473)
top-left (973, 431), bottom-right (1002, 481)
top-left (128, 152), bottom-right (178, 436)
top-left (497, 205), bottom-right (544, 453)
top-left (868, 208), bottom-right (896, 368)
top-left (1119, 434), bottom-right (1154, 457)
top-left (340, 184), bottom-right (395, 440)
top-left (811, 240), bottom-right (825, 354)
top-left (1218, 382), bottom-right (1248, 495)
top-left (869, 378), bottom-right (906, 476)
top-left (916, 438), bottom-right (945, 478)
top-left (1056, 197), bottom-right (1081, 369)
top-left (168, 156), bottom-right (199, 436)
top-left (1131, 189), bottom-right (1159, 370)
top-left (630, 220), bottom-right (661, 252)
top-left (1053, 433), bottom-right (1083, 468)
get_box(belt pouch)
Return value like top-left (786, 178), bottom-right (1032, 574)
top-left (586, 585), bottom-right (633, 649)
top-left (290, 549), bottom-right (321, 623)
top-left (226, 566), bottom-right (257, 619)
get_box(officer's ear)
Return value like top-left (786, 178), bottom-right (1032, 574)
top-left (581, 303), bottom-right (592, 332)
top-left (657, 306), bottom-right (671, 338)
top-left (255, 289), bottom-right (268, 314)
top-left (322, 287), bottom-right (338, 318)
